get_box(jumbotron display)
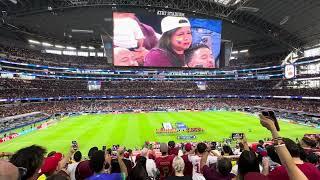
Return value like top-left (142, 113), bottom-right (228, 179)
top-left (113, 10), bottom-right (222, 68)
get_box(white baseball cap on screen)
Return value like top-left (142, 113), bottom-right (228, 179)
top-left (161, 16), bottom-right (191, 34)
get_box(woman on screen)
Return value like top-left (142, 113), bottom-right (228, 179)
top-left (144, 16), bottom-right (192, 67)
top-left (185, 44), bottom-right (215, 68)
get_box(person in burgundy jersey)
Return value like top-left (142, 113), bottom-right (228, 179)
top-left (181, 143), bottom-right (193, 176)
top-left (155, 143), bottom-right (175, 180)
top-left (267, 138), bottom-right (320, 180)
top-left (299, 136), bottom-right (319, 156)
top-left (168, 141), bottom-right (179, 156)
top-left (200, 154), bottom-right (235, 180)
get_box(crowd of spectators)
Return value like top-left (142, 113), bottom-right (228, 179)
top-left (1, 45), bottom-right (320, 180)
top-left (1, 116), bottom-right (319, 180)
top-left (1, 78), bottom-right (320, 99)
top-left (0, 44), bottom-right (287, 70)
top-left (1, 98), bottom-right (319, 118)
top-left (0, 45), bottom-right (109, 69)
top-left (0, 113), bottom-right (49, 132)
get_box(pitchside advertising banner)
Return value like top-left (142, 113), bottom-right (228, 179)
top-left (112, 9), bottom-right (222, 68)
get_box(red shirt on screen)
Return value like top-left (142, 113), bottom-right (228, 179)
top-left (267, 162), bottom-right (320, 180)
top-left (144, 48), bottom-right (184, 67)
top-left (155, 155), bottom-right (175, 180)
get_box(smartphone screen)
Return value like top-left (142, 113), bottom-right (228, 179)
top-left (268, 111), bottom-right (280, 131)
top-left (232, 133), bottom-right (244, 140)
top-left (261, 111), bottom-right (280, 131)
top-left (72, 141), bottom-right (78, 150)
top-left (111, 151), bottom-right (117, 158)
top-left (211, 142), bottom-right (217, 150)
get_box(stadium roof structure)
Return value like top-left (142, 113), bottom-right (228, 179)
top-left (0, 0), bottom-right (319, 57)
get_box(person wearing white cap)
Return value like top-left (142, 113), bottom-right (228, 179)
top-left (144, 16), bottom-right (192, 67)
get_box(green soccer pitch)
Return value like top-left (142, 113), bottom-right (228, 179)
top-left (1, 111), bottom-right (319, 154)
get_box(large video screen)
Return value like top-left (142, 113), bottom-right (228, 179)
top-left (113, 10), bottom-right (222, 68)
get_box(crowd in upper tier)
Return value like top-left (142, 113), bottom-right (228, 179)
top-left (1, 79), bottom-right (320, 99)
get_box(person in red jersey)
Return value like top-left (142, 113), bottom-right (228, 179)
top-left (200, 155), bottom-right (235, 180)
top-left (168, 141), bottom-right (179, 156)
top-left (155, 143), bottom-right (175, 180)
top-left (258, 114), bottom-right (319, 180)
top-left (267, 138), bottom-right (320, 180)
top-left (181, 143), bottom-right (193, 176)
top-left (299, 136), bottom-right (319, 155)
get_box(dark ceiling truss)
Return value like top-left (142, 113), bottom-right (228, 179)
top-left (0, 0), bottom-right (304, 50)
top-left (230, 10), bottom-right (304, 51)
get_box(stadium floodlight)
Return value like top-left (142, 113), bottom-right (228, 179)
top-left (28, 39), bottom-right (40, 44)
top-left (8, 0), bottom-right (17, 4)
top-left (238, 6), bottom-right (260, 13)
top-left (66, 46), bottom-right (76, 50)
top-left (231, 51), bottom-right (238, 54)
top-left (97, 52), bottom-right (104, 57)
top-left (280, 16), bottom-right (290, 25)
top-left (240, 49), bottom-right (249, 53)
top-left (45, 49), bottom-right (62, 55)
top-left (42, 42), bottom-right (53, 47)
top-left (88, 46), bottom-right (95, 50)
top-left (55, 45), bottom-right (65, 48)
top-left (71, 29), bottom-right (94, 34)
top-left (80, 46), bottom-right (88, 49)
top-left (213, 0), bottom-right (241, 6)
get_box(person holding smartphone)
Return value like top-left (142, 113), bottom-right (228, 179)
top-left (66, 150), bottom-right (82, 180)
top-left (87, 147), bottom-right (128, 180)
top-left (257, 114), bottom-right (320, 180)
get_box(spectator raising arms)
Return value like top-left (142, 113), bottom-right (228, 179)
top-left (188, 142), bottom-right (217, 180)
top-left (259, 114), bottom-right (320, 180)
top-left (87, 148), bottom-right (127, 180)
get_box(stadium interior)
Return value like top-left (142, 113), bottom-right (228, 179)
top-left (0, 0), bottom-right (320, 180)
